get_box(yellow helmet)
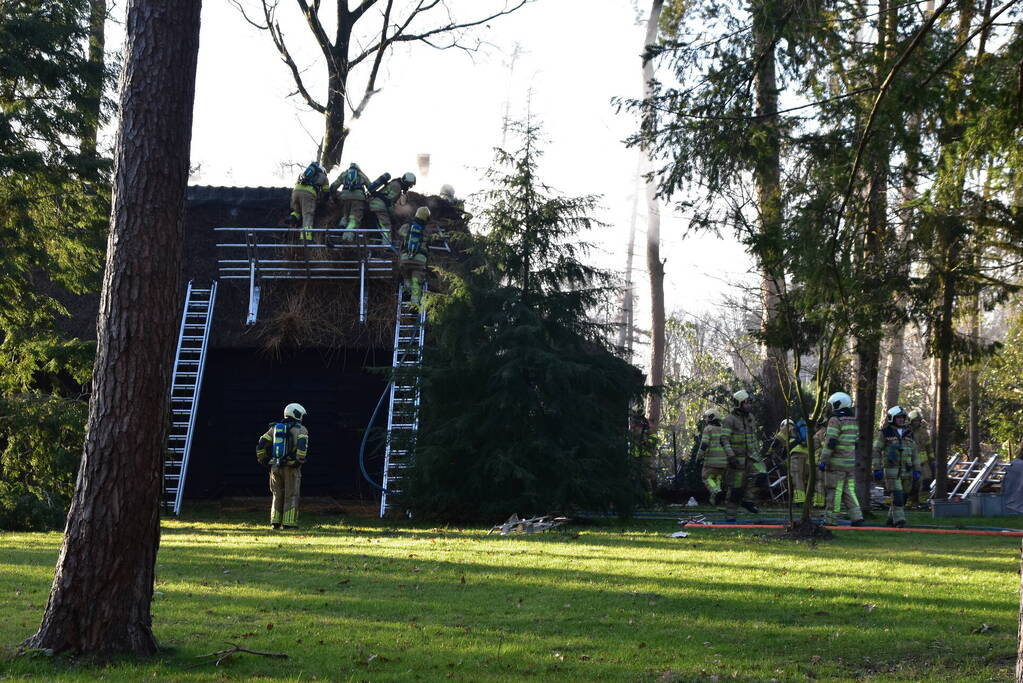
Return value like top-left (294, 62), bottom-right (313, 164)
top-left (415, 206), bottom-right (431, 221)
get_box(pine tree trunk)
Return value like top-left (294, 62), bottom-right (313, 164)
top-left (881, 324), bottom-right (905, 410)
top-left (642, 0), bottom-right (665, 428)
top-left (617, 162), bottom-right (641, 356)
top-left (933, 257), bottom-right (956, 499)
top-left (752, 0), bottom-right (786, 433)
top-left (81, 0), bottom-right (106, 159)
top-left (25, 0), bottom-right (201, 655)
top-left (968, 289), bottom-right (981, 459)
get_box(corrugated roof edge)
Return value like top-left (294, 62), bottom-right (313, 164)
top-left (187, 185), bottom-right (290, 209)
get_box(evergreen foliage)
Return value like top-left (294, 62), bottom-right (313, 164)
top-left (0, 0), bottom-right (111, 529)
top-left (404, 122), bottom-right (644, 521)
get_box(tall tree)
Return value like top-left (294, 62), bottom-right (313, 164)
top-left (0, 0), bottom-right (111, 529)
top-left (404, 121), bottom-right (643, 520)
top-left (25, 0), bottom-right (202, 654)
top-left (642, 0), bottom-right (666, 428)
top-left (236, 0), bottom-right (529, 170)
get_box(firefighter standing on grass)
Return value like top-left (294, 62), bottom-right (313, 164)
top-left (256, 403), bottom-right (310, 530)
top-left (872, 405), bottom-right (920, 527)
top-left (720, 390), bottom-right (762, 521)
top-left (698, 407), bottom-right (734, 505)
top-left (775, 419), bottom-right (810, 504)
top-left (908, 409), bottom-right (933, 505)
top-left (817, 392), bottom-right (865, 526)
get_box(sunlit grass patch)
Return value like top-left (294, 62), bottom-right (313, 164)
top-left (0, 509), bottom-right (1018, 681)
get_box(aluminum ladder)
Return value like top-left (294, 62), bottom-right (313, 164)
top-left (379, 283), bottom-right (427, 517)
top-left (163, 281), bottom-right (217, 514)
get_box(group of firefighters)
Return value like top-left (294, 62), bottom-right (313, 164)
top-left (699, 390), bottom-right (932, 526)
top-left (286, 160), bottom-right (464, 306)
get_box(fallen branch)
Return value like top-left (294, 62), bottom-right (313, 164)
top-left (194, 642), bottom-right (289, 667)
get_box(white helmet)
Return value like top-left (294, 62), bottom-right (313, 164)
top-left (779, 418), bottom-right (794, 430)
top-left (828, 391), bottom-right (852, 411)
top-left (732, 389), bottom-right (750, 407)
top-left (284, 403), bottom-right (307, 421)
top-left (439, 183), bottom-right (455, 201)
top-left (886, 405), bottom-right (907, 424)
top-left (414, 206), bottom-right (431, 221)
top-left (907, 409), bottom-right (922, 421)
top-left (401, 172), bottom-right (416, 186)
top-left (703, 407), bottom-right (721, 421)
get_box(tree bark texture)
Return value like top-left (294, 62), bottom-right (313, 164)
top-left (617, 162), bottom-right (641, 358)
top-left (643, 0), bottom-right (665, 428)
top-left (751, 0), bottom-right (786, 433)
top-left (933, 254), bottom-right (956, 499)
top-left (26, 0), bottom-right (201, 655)
top-left (854, 336), bottom-right (881, 510)
top-left (881, 324), bottom-right (905, 410)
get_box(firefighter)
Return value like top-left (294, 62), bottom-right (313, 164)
top-left (698, 407), bottom-right (734, 504)
top-left (329, 162), bottom-right (371, 241)
top-left (368, 171), bottom-right (416, 242)
top-left (721, 389), bottom-right (762, 521)
top-left (817, 392), bottom-right (864, 526)
top-left (775, 419), bottom-right (810, 504)
top-left (872, 405), bottom-right (919, 527)
top-left (908, 409), bottom-right (933, 505)
top-left (287, 162), bottom-right (329, 242)
top-left (398, 206), bottom-right (434, 307)
top-left (256, 402), bottom-right (310, 530)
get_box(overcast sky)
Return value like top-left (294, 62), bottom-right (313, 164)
top-left (109, 0), bottom-right (755, 366)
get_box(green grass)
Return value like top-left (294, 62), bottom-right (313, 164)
top-left (0, 505), bottom-right (1019, 681)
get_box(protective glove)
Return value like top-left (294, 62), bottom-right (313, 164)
top-left (818, 461), bottom-right (827, 472)
top-left (873, 469), bottom-right (884, 481)
top-left (912, 470), bottom-right (921, 481)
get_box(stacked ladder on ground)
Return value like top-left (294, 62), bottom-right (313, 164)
top-left (379, 283), bottom-right (427, 517)
top-left (936, 452), bottom-right (1009, 499)
top-left (163, 281), bottom-right (217, 515)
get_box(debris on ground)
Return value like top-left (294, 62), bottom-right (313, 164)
top-left (489, 513), bottom-right (568, 535)
top-left (668, 531), bottom-right (690, 538)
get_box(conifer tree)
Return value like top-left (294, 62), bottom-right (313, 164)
top-left (404, 122), bottom-right (644, 521)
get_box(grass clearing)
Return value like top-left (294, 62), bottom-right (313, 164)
top-left (0, 505), bottom-right (1019, 681)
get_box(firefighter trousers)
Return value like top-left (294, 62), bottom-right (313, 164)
top-left (270, 465), bottom-right (302, 527)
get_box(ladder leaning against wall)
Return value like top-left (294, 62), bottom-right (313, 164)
top-left (379, 283), bottom-right (427, 517)
top-left (163, 281), bottom-right (218, 514)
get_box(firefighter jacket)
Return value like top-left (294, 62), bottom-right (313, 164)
top-left (373, 178), bottom-right (406, 207)
top-left (257, 418), bottom-right (309, 468)
top-left (699, 421), bottom-right (735, 468)
top-left (913, 423), bottom-right (932, 462)
top-left (721, 409), bottom-right (759, 466)
top-left (819, 410), bottom-right (858, 472)
top-left (871, 425), bottom-right (918, 473)
top-left (330, 167), bottom-right (371, 199)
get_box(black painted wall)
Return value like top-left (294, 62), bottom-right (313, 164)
top-left (183, 347), bottom-right (392, 500)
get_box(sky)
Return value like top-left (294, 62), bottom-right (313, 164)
top-left (110, 0), bottom-right (755, 367)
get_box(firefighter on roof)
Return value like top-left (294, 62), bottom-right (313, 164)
top-left (330, 162), bottom-right (371, 241)
top-left (368, 171), bottom-right (416, 243)
top-left (287, 162), bottom-right (329, 242)
top-left (257, 403), bottom-right (310, 529)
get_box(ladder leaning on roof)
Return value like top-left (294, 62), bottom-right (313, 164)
top-left (163, 281), bottom-right (217, 515)
top-left (379, 282), bottom-right (427, 517)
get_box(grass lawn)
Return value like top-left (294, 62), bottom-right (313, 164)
top-left (0, 503), bottom-right (1019, 681)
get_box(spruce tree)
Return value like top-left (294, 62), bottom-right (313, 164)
top-left (404, 122), bottom-right (644, 521)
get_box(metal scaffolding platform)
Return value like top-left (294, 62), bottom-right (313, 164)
top-left (215, 226), bottom-right (451, 323)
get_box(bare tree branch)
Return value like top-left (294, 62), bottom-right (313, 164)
top-left (262, 0), bottom-right (326, 113)
top-left (350, 0), bottom-right (393, 118)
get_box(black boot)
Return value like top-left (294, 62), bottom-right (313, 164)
top-left (271, 523), bottom-right (281, 530)
top-left (741, 501), bottom-right (759, 514)
top-left (850, 519), bottom-right (864, 527)
top-left (713, 490), bottom-right (727, 505)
